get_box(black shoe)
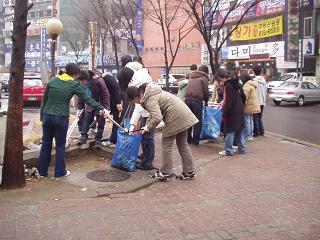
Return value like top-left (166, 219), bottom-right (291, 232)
top-left (93, 141), bottom-right (102, 149)
top-left (191, 141), bottom-right (199, 146)
top-left (252, 134), bottom-right (259, 138)
top-left (176, 171), bottom-right (196, 180)
top-left (77, 138), bottom-right (87, 145)
top-left (136, 163), bottom-right (154, 171)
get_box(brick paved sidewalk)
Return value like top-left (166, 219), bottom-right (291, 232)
top-left (1, 136), bottom-right (320, 240)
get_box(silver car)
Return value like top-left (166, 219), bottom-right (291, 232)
top-left (269, 81), bottom-right (320, 106)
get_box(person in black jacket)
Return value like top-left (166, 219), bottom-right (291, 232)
top-left (217, 70), bottom-right (246, 156)
top-left (102, 73), bottom-right (123, 145)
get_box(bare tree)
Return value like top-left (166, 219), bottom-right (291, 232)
top-left (74, 2), bottom-right (100, 70)
top-left (185, 0), bottom-right (262, 74)
top-left (1, 1), bottom-right (33, 189)
top-left (62, 31), bottom-right (88, 62)
top-left (90, 0), bottom-right (122, 70)
top-left (112, 0), bottom-right (140, 55)
top-left (144, 0), bottom-right (195, 91)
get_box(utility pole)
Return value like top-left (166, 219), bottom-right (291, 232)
top-left (1, 1), bottom-right (33, 189)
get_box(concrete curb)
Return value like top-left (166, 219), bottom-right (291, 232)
top-left (266, 131), bottom-right (320, 149)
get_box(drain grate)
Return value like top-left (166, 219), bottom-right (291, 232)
top-left (87, 169), bottom-right (131, 182)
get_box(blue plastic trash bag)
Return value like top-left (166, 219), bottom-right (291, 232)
top-left (200, 106), bottom-right (222, 140)
top-left (111, 117), bottom-right (142, 172)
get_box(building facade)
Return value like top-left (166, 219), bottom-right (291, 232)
top-left (141, 3), bottom-right (205, 80)
top-left (3, 0), bottom-right (56, 72)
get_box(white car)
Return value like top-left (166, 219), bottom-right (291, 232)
top-left (267, 72), bottom-right (316, 92)
top-left (157, 74), bottom-right (185, 93)
top-left (267, 73), bottom-right (297, 91)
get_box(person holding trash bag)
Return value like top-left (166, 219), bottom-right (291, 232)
top-left (102, 73), bottom-right (123, 146)
top-left (185, 65), bottom-right (209, 146)
top-left (38, 63), bottom-right (110, 178)
top-left (118, 61), bottom-right (156, 170)
top-left (127, 84), bottom-right (198, 181)
top-left (217, 70), bottom-right (246, 156)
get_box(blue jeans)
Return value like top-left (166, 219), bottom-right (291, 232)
top-left (253, 105), bottom-right (265, 136)
top-left (37, 114), bottom-right (69, 177)
top-left (109, 109), bottom-right (120, 144)
top-left (225, 128), bottom-right (246, 156)
top-left (185, 99), bottom-right (203, 145)
top-left (244, 114), bottom-right (254, 140)
top-left (140, 117), bottom-right (155, 169)
top-left (78, 111), bottom-right (105, 142)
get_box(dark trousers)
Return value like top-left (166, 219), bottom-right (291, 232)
top-left (253, 105), bottom-right (265, 136)
top-left (109, 109), bottom-right (120, 144)
top-left (140, 117), bottom-right (155, 169)
top-left (185, 99), bottom-right (203, 145)
top-left (78, 111), bottom-right (105, 142)
top-left (37, 114), bottom-right (69, 177)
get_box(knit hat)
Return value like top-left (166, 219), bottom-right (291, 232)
top-left (125, 61), bottom-right (143, 72)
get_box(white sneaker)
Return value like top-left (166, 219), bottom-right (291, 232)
top-left (232, 146), bottom-right (238, 150)
top-left (219, 150), bottom-right (227, 156)
top-left (64, 170), bottom-right (71, 177)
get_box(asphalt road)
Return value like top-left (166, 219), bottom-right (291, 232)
top-left (264, 96), bottom-right (320, 145)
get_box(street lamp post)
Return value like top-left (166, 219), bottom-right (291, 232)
top-left (46, 19), bottom-right (63, 78)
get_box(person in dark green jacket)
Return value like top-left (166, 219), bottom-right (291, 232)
top-left (37, 63), bottom-right (110, 178)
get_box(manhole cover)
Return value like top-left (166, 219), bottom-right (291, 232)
top-left (87, 169), bottom-right (131, 182)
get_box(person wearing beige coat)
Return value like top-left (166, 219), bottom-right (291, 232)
top-left (127, 84), bottom-right (198, 181)
top-left (240, 73), bottom-right (261, 141)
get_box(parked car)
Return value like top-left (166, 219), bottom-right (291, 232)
top-left (157, 74), bottom-right (185, 93)
top-left (267, 72), bottom-right (316, 92)
top-left (1, 73), bottom-right (10, 93)
top-left (269, 81), bottom-right (320, 106)
top-left (23, 75), bottom-right (44, 104)
top-left (1, 79), bottom-right (9, 92)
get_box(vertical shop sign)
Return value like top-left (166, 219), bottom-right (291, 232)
top-left (286, 0), bottom-right (299, 62)
top-left (40, 27), bottom-right (47, 61)
top-left (135, 0), bottom-right (143, 54)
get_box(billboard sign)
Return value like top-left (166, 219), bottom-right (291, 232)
top-left (221, 41), bottom-right (285, 60)
top-left (231, 15), bottom-right (283, 41)
top-left (215, 0), bottom-right (285, 24)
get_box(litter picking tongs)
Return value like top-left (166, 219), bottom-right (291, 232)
top-left (66, 109), bottom-right (83, 146)
top-left (106, 115), bottom-right (129, 133)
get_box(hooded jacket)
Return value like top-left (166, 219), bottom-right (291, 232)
top-left (185, 70), bottom-right (209, 104)
top-left (128, 67), bottom-right (153, 130)
top-left (141, 84), bottom-right (198, 138)
top-left (254, 75), bottom-right (267, 106)
top-left (222, 78), bottom-right (245, 133)
top-left (243, 80), bottom-right (261, 114)
top-left (76, 76), bottom-right (110, 113)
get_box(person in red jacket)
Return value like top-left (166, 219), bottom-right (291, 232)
top-left (76, 70), bottom-right (110, 148)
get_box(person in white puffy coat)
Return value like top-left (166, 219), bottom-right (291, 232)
top-left (125, 62), bottom-right (156, 170)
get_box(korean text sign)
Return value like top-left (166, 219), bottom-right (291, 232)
top-left (231, 15), bottom-right (283, 41)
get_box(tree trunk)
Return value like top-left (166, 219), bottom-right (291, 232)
top-left (214, 50), bottom-right (220, 73)
top-left (113, 36), bottom-right (119, 71)
top-left (132, 39), bottom-right (139, 56)
top-left (208, 46), bottom-right (216, 77)
top-left (101, 36), bottom-right (105, 73)
top-left (2, 1), bottom-right (32, 189)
